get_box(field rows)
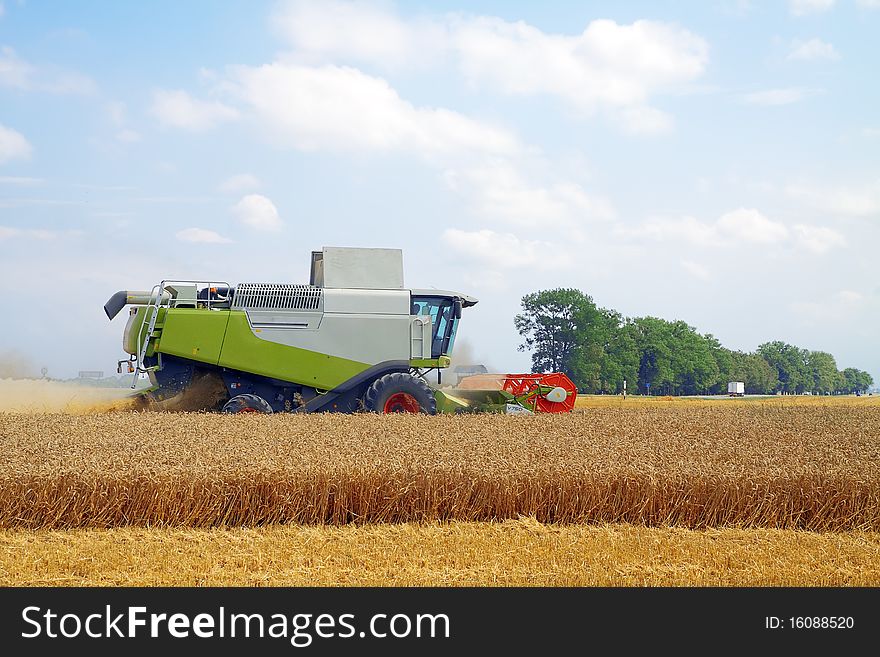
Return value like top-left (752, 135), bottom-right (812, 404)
top-left (2, 521), bottom-right (879, 586)
top-left (1, 404), bottom-right (877, 530)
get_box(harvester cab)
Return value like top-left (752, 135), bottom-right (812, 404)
top-left (104, 246), bottom-right (576, 415)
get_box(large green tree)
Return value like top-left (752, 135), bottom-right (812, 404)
top-left (514, 289), bottom-right (603, 390)
top-left (514, 288), bottom-right (871, 397)
top-left (597, 309), bottom-right (639, 394)
top-left (626, 317), bottom-right (675, 395)
top-left (838, 368), bottom-right (874, 394)
top-left (668, 321), bottom-right (720, 395)
top-left (728, 351), bottom-right (779, 394)
top-left (706, 339), bottom-right (735, 395)
top-left (757, 341), bottom-right (811, 394)
top-left (623, 318), bottom-right (721, 395)
top-left (806, 351), bottom-right (840, 395)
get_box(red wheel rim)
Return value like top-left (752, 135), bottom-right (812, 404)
top-left (383, 392), bottom-right (421, 413)
top-left (238, 407), bottom-right (259, 413)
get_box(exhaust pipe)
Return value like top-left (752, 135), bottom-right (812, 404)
top-left (104, 290), bottom-right (170, 320)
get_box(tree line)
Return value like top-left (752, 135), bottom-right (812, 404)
top-left (514, 289), bottom-right (874, 396)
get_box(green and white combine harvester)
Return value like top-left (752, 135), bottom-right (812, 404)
top-left (104, 247), bottom-right (576, 414)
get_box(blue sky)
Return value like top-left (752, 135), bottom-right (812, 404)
top-left (1, 0), bottom-right (878, 382)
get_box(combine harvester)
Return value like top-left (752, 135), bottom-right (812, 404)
top-left (103, 246), bottom-right (576, 415)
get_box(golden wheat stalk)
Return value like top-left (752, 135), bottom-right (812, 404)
top-left (0, 404), bottom-right (877, 530)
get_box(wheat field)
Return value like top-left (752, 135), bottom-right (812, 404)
top-left (3, 521), bottom-right (879, 586)
top-left (1, 398), bottom-right (877, 531)
top-left (1, 395), bottom-right (878, 586)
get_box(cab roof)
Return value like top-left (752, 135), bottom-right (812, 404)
top-left (409, 289), bottom-right (479, 307)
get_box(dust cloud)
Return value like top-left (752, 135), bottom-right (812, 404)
top-left (432, 338), bottom-right (500, 388)
top-left (0, 378), bottom-right (139, 413)
top-left (137, 372), bottom-right (228, 412)
top-left (0, 350), bottom-right (38, 380)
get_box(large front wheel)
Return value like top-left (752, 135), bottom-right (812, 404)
top-left (363, 373), bottom-right (437, 414)
top-left (221, 393), bottom-right (273, 414)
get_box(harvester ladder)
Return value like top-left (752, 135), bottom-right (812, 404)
top-left (132, 281), bottom-right (167, 389)
top-left (129, 279), bottom-right (231, 389)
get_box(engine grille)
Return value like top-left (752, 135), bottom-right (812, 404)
top-left (231, 283), bottom-right (323, 311)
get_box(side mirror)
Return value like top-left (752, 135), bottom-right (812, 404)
top-left (453, 299), bottom-right (463, 319)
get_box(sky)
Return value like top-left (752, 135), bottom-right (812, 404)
top-left (0, 0), bottom-right (878, 382)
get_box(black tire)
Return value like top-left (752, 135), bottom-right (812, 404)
top-left (363, 373), bottom-right (437, 414)
top-left (221, 393), bottom-right (274, 414)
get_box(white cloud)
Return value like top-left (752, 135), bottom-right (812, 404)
top-left (789, 0), bottom-right (836, 16)
top-left (0, 175), bottom-right (42, 185)
top-left (791, 288), bottom-right (865, 323)
top-left (680, 260), bottom-right (712, 280)
top-left (453, 18), bottom-right (707, 110)
top-left (0, 46), bottom-right (95, 94)
top-left (0, 123), bottom-right (32, 164)
top-left (858, 0), bottom-right (880, 7)
top-left (105, 101), bottom-right (142, 143)
top-left (0, 226), bottom-right (58, 240)
top-left (218, 173), bottom-right (262, 193)
top-left (0, 198), bottom-right (83, 208)
top-left (441, 228), bottom-right (572, 270)
top-left (115, 129), bottom-right (141, 143)
top-left (271, 5), bottom-right (708, 132)
top-left (787, 38), bottom-right (840, 61)
top-left (175, 227), bottom-right (233, 244)
top-left (273, 0), bottom-right (447, 69)
top-left (742, 88), bottom-right (820, 106)
top-left (614, 105), bottom-right (674, 136)
top-left (716, 208), bottom-right (790, 243)
top-left (231, 194), bottom-right (283, 231)
top-left (223, 60), bottom-right (611, 237)
top-left (786, 181), bottom-right (880, 217)
top-left (106, 101), bottom-right (127, 126)
top-left (838, 290), bottom-right (862, 303)
top-left (151, 89), bottom-right (239, 131)
top-left (627, 209), bottom-right (848, 256)
top-left (0, 3), bottom-right (5, 19)
top-left (0, 47), bottom-right (30, 88)
top-left (442, 159), bottom-right (614, 228)
top-left (41, 71), bottom-right (95, 94)
top-left (863, 128), bottom-right (880, 138)
top-left (622, 215), bottom-right (724, 246)
top-left (226, 63), bottom-right (519, 157)
top-left (792, 224), bottom-right (846, 253)
top-left (725, 0), bottom-right (754, 15)
top-left (625, 208), bottom-right (789, 247)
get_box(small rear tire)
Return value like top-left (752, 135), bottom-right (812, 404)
top-left (363, 373), bottom-right (437, 414)
top-left (221, 393), bottom-right (274, 414)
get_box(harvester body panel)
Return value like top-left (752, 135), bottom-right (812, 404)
top-left (219, 311), bottom-right (370, 390)
top-left (123, 306), bottom-right (148, 355)
top-left (105, 246), bottom-right (508, 414)
top-left (157, 308), bottom-right (229, 366)
top-left (119, 293), bottom-right (452, 393)
top-left (240, 289), bottom-right (413, 366)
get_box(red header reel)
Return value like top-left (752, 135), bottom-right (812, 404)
top-left (501, 372), bottom-right (578, 413)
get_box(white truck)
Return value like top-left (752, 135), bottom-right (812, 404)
top-left (728, 381), bottom-right (745, 397)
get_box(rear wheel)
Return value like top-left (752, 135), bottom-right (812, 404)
top-left (221, 393), bottom-right (273, 414)
top-left (363, 373), bottom-right (437, 414)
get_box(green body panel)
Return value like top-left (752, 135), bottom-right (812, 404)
top-left (410, 356), bottom-right (451, 369)
top-left (434, 387), bottom-right (518, 414)
top-left (433, 389), bottom-right (471, 413)
top-left (449, 387), bottom-right (515, 406)
top-left (155, 308), bottom-right (230, 365)
top-left (218, 311), bottom-right (370, 389)
top-left (125, 306), bottom-right (166, 357)
top-left (133, 306), bottom-right (380, 389)
top-left (123, 307), bottom-right (147, 354)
